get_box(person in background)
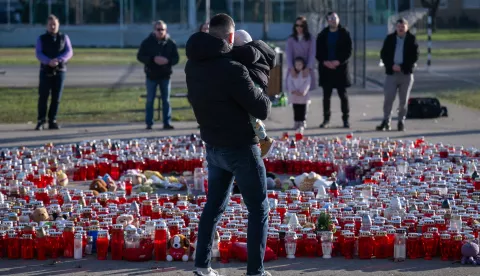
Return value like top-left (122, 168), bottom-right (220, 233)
top-left (35, 14), bottom-right (73, 131)
top-left (285, 16), bottom-right (316, 93)
top-left (287, 57), bottom-right (312, 131)
top-left (316, 12), bottom-right (352, 129)
top-left (199, 22), bottom-right (209, 33)
top-left (137, 20), bottom-right (180, 130)
top-left (376, 18), bottom-right (419, 132)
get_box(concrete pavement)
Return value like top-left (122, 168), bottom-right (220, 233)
top-left (1, 86), bottom-right (479, 148)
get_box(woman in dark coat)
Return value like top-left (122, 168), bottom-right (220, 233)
top-left (316, 12), bottom-right (353, 128)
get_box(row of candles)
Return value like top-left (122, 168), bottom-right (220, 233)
top-left (1, 136), bottom-right (479, 185)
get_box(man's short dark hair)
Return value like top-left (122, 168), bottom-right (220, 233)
top-left (47, 14), bottom-right (59, 22)
top-left (209, 13), bottom-right (235, 40)
top-left (396, 18), bottom-right (408, 25)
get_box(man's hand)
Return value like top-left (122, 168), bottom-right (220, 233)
top-left (290, 68), bottom-right (297, 78)
top-left (302, 68), bottom-right (310, 77)
top-left (154, 56), bottom-right (169, 65)
top-left (48, 59), bottom-right (59, 67)
top-left (331, 60), bottom-right (340, 67)
top-left (323, 61), bottom-right (335, 69)
top-left (393, 65), bottom-right (401, 72)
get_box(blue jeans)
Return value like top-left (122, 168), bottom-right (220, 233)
top-left (145, 78), bottom-right (171, 126)
top-left (195, 144), bottom-right (269, 275)
top-left (37, 70), bottom-right (65, 123)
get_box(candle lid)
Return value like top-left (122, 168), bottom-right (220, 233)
top-left (376, 230), bottom-right (387, 237)
top-left (359, 231), bottom-right (372, 237)
top-left (423, 233), bottom-right (433, 238)
top-left (440, 233), bottom-right (451, 239)
top-left (268, 232), bottom-right (279, 239)
top-left (344, 232), bottom-right (355, 238)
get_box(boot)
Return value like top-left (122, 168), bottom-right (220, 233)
top-left (398, 121), bottom-right (406, 132)
top-left (342, 114), bottom-right (350, 129)
top-left (319, 115), bottom-right (330, 128)
top-left (376, 120), bottom-right (391, 131)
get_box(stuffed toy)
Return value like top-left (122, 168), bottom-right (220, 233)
top-left (90, 179), bottom-right (108, 196)
top-left (121, 170), bottom-right (147, 186)
top-left (30, 207), bottom-right (50, 224)
top-left (102, 174), bottom-right (117, 192)
top-left (144, 170), bottom-right (164, 181)
top-left (117, 214), bottom-right (134, 228)
top-left (133, 180), bottom-right (155, 194)
top-left (166, 234), bottom-right (190, 262)
top-left (56, 170), bottom-right (68, 187)
top-left (461, 240), bottom-right (480, 265)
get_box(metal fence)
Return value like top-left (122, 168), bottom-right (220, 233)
top-left (297, 0), bottom-right (367, 88)
top-left (0, 0), bottom-right (303, 26)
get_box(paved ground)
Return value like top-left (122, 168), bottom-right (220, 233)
top-left (1, 86), bottom-right (479, 148)
top-left (0, 257), bottom-right (477, 276)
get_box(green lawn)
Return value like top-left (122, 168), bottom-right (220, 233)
top-left (0, 87), bottom-right (195, 123)
top-left (366, 48), bottom-right (480, 59)
top-left (415, 29), bottom-right (480, 41)
top-left (0, 48), bottom-right (187, 66)
top-left (437, 89), bottom-right (480, 110)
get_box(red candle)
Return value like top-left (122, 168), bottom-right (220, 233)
top-left (304, 233), bottom-right (318, 257)
top-left (450, 234), bottom-right (463, 261)
top-left (267, 232), bottom-right (280, 257)
top-left (342, 232), bottom-right (355, 259)
top-left (154, 223), bottom-right (168, 261)
top-left (0, 231), bottom-right (7, 258)
top-left (124, 177), bottom-right (133, 196)
top-left (374, 231), bottom-right (390, 259)
top-left (407, 233), bottom-right (420, 259)
top-left (111, 224), bottom-right (124, 260)
top-left (96, 231), bottom-right (109, 260)
top-left (439, 233), bottom-right (451, 261)
top-left (219, 235), bottom-right (231, 263)
top-left (62, 226), bottom-right (75, 258)
top-left (7, 231), bottom-right (20, 259)
top-left (35, 232), bottom-right (49, 260)
top-left (358, 231), bottom-right (374, 259)
top-left (422, 233), bottom-right (435, 260)
top-left (168, 221), bottom-right (180, 237)
top-left (141, 200), bottom-right (153, 217)
top-left (21, 234), bottom-right (34, 259)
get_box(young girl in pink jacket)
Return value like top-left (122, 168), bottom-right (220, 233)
top-left (287, 57), bottom-right (312, 130)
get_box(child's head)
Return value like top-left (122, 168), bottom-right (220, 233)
top-left (234, 30), bottom-right (252, 47)
top-left (294, 57), bottom-right (306, 72)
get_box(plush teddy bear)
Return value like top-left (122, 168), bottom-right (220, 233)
top-left (461, 240), bottom-right (480, 265)
top-left (117, 214), bottom-right (134, 228)
top-left (133, 179), bottom-right (155, 194)
top-left (56, 170), bottom-right (68, 187)
top-left (166, 234), bottom-right (190, 262)
top-left (102, 174), bottom-right (117, 192)
top-left (30, 207), bottom-right (50, 225)
top-left (121, 170), bottom-right (147, 186)
top-left (89, 179), bottom-right (108, 196)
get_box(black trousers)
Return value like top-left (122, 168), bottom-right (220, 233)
top-left (322, 86), bottom-right (349, 120)
top-left (37, 70), bottom-right (65, 123)
top-left (293, 104), bottom-right (307, 121)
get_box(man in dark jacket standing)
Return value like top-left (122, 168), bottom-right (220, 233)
top-left (137, 20), bottom-right (179, 130)
top-left (316, 12), bottom-right (352, 129)
top-left (185, 14), bottom-right (272, 276)
top-left (35, 14), bottom-right (73, 130)
top-left (376, 18), bottom-right (419, 131)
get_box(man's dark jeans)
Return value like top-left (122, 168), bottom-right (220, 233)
top-left (37, 70), bottom-right (65, 123)
top-left (195, 144), bottom-right (269, 275)
top-left (145, 77), bottom-right (171, 127)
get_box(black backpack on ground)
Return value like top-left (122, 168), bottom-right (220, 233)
top-left (406, 97), bottom-right (448, 119)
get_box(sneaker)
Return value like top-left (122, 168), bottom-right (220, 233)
top-left (376, 120), bottom-right (391, 131)
top-left (48, 121), bottom-right (60, 130)
top-left (259, 137), bottom-right (275, 158)
top-left (193, 268), bottom-right (223, 276)
top-left (343, 120), bottom-right (350, 128)
top-left (163, 124), bottom-right (174, 130)
top-left (35, 121), bottom-right (44, 131)
top-left (319, 120), bottom-right (330, 128)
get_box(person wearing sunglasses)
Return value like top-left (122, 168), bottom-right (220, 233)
top-left (316, 12), bottom-right (353, 129)
top-left (137, 20), bottom-right (180, 130)
top-left (285, 17), bottom-right (316, 128)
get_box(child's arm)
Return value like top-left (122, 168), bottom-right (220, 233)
top-left (286, 75), bottom-right (297, 94)
top-left (298, 75), bottom-right (312, 96)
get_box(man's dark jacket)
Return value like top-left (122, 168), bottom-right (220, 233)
top-left (137, 34), bottom-right (179, 80)
top-left (229, 40), bottom-right (277, 91)
top-left (185, 32), bottom-right (271, 147)
top-left (380, 31), bottom-right (419, 75)
top-left (316, 25), bottom-right (353, 88)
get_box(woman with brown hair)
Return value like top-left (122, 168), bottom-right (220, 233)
top-left (285, 16), bottom-right (316, 92)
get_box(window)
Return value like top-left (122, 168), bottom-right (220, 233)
top-left (463, 0), bottom-right (480, 9)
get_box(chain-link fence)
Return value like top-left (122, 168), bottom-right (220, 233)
top-left (297, 0), bottom-right (367, 88)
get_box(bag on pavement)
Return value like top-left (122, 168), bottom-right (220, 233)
top-left (406, 97), bottom-right (448, 119)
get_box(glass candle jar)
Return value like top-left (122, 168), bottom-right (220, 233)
top-left (219, 235), bottom-right (231, 263)
top-left (154, 223), bottom-right (168, 261)
top-left (96, 230), bottom-right (109, 260)
top-left (358, 231), bottom-right (374, 259)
